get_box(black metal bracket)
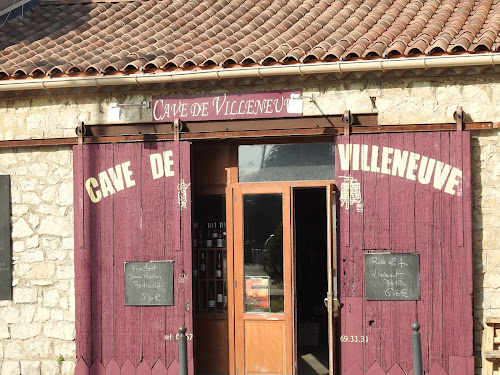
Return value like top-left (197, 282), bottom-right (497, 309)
top-left (75, 122), bottom-right (86, 145)
top-left (342, 110), bottom-right (353, 136)
top-left (172, 118), bottom-right (184, 141)
top-left (454, 106), bottom-right (463, 132)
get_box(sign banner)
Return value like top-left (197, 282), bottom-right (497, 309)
top-left (152, 90), bottom-right (302, 122)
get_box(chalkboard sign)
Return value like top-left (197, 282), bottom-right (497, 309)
top-left (365, 253), bottom-right (420, 301)
top-left (124, 261), bottom-right (174, 306)
top-left (0, 176), bottom-right (11, 300)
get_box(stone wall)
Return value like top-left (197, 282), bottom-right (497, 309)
top-left (0, 147), bottom-right (75, 375)
top-left (0, 73), bottom-right (499, 374)
top-left (471, 129), bottom-right (500, 373)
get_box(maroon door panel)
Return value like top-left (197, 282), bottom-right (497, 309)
top-left (336, 131), bottom-right (473, 375)
top-left (73, 141), bottom-right (192, 373)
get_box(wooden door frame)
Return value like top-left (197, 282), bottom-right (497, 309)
top-left (231, 183), bottom-right (293, 375)
top-left (227, 180), bottom-right (336, 375)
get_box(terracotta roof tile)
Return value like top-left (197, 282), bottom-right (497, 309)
top-left (0, 0), bottom-right (498, 79)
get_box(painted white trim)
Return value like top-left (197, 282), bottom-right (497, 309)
top-left (0, 53), bottom-right (499, 92)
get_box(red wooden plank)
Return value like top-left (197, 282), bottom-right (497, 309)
top-left (341, 297), bottom-right (364, 375)
top-left (141, 142), bottom-right (169, 366)
top-left (388, 132), bottom-right (416, 251)
top-left (386, 364), bottom-right (405, 375)
top-left (382, 133), bottom-right (416, 371)
top-left (361, 134), bottom-right (390, 371)
top-left (166, 359), bottom-right (179, 375)
top-left (448, 131), bottom-right (474, 357)
top-left (101, 144), bottom-right (116, 367)
top-left (335, 136), bottom-right (350, 248)
top-left (439, 133), bottom-right (457, 373)
top-left (74, 144), bottom-right (92, 365)
top-left (75, 358), bottom-right (90, 375)
top-left (363, 299), bottom-right (381, 369)
top-left (163, 141), bottom-right (188, 366)
top-left (113, 143), bottom-right (143, 367)
top-left (362, 133), bottom-right (390, 250)
top-left (120, 360), bottom-right (135, 375)
top-left (105, 359), bottom-right (120, 375)
top-left (345, 361), bottom-right (363, 375)
top-left (179, 141), bottom-right (194, 363)
top-left (449, 355), bottom-right (474, 375)
top-left (137, 360), bottom-right (152, 375)
top-left (414, 131), bottom-right (442, 373)
top-left (90, 360), bottom-right (105, 375)
top-left (90, 144), bottom-right (105, 365)
top-left (428, 363), bottom-right (447, 375)
top-left (366, 362), bottom-right (385, 375)
top-left (152, 360), bottom-right (168, 375)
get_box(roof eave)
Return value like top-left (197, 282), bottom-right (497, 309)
top-left (0, 53), bottom-right (498, 93)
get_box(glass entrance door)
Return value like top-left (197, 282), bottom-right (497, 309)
top-left (233, 184), bottom-right (293, 375)
top-left (230, 183), bottom-right (336, 375)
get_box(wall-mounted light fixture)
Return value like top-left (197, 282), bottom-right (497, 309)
top-left (287, 93), bottom-right (316, 114)
top-left (107, 100), bottom-right (151, 122)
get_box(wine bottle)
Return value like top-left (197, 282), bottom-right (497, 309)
top-left (223, 252), bottom-right (227, 278)
top-left (216, 221), bottom-right (223, 248)
top-left (200, 251), bottom-right (206, 277)
top-left (223, 282), bottom-right (228, 310)
top-left (216, 282), bottom-right (223, 309)
top-left (208, 283), bottom-right (216, 310)
top-left (193, 222), bottom-right (199, 248)
top-left (193, 251), bottom-right (198, 278)
top-left (212, 221), bottom-right (219, 243)
top-left (216, 251), bottom-right (222, 278)
top-left (222, 221), bottom-right (227, 248)
top-left (205, 223), bottom-right (213, 248)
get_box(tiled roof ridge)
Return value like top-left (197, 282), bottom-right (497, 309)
top-left (0, 0), bottom-right (499, 80)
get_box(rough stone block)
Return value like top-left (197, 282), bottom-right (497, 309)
top-left (10, 323), bottom-right (42, 339)
top-left (42, 290), bottom-right (59, 308)
top-left (26, 235), bottom-right (40, 249)
top-left (21, 250), bottom-right (45, 262)
top-left (20, 305), bottom-right (36, 323)
top-left (13, 287), bottom-right (38, 304)
top-left (43, 321), bottom-right (75, 340)
top-left (23, 340), bottom-right (52, 359)
top-left (54, 342), bottom-right (76, 358)
top-left (4, 341), bottom-right (24, 359)
top-left (2, 306), bottom-right (20, 323)
top-left (32, 263), bottom-right (56, 279)
top-left (41, 361), bottom-right (60, 375)
top-left (2, 361), bottom-right (20, 375)
top-left (0, 321), bottom-right (10, 338)
top-left (61, 361), bottom-right (75, 375)
top-left (21, 360), bottom-right (41, 375)
top-left (12, 218), bottom-right (34, 239)
top-left (39, 216), bottom-right (71, 237)
top-left (57, 266), bottom-right (74, 280)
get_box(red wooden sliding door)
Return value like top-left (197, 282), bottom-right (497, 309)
top-left (73, 141), bottom-right (193, 374)
top-left (336, 131), bottom-right (474, 375)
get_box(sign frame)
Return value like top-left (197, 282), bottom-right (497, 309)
top-left (124, 260), bottom-right (175, 306)
top-left (364, 252), bottom-right (420, 301)
top-left (152, 90), bottom-right (303, 122)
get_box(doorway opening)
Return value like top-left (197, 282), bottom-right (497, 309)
top-left (294, 188), bottom-right (329, 375)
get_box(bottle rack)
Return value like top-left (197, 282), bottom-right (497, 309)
top-left (193, 244), bottom-right (227, 313)
top-left (192, 194), bottom-right (227, 314)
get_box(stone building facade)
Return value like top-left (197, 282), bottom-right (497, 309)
top-left (0, 73), bottom-right (499, 374)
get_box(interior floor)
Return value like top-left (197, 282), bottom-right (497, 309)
top-left (294, 188), bottom-right (329, 375)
